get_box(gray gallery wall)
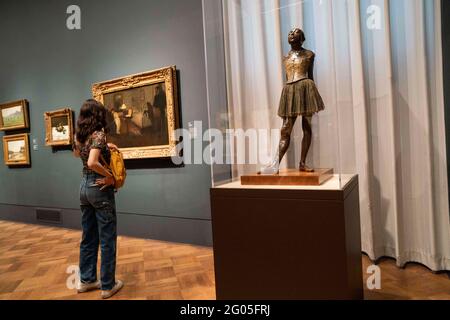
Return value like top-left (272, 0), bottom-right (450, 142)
top-left (0, 0), bottom-right (213, 245)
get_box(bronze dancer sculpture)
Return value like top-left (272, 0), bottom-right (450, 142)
top-left (261, 28), bottom-right (325, 175)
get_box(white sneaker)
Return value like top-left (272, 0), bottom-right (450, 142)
top-left (77, 280), bottom-right (101, 293)
top-left (101, 280), bottom-right (124, 299)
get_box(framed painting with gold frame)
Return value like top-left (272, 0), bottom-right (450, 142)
top-left (3, 133), bottom-right (30, 166)
top-left (0, 99), bottom-right (30, 131)
top-left (92, 66), bottom-right (180, 160)
top-left (44, 108), bottom-right (74, 147)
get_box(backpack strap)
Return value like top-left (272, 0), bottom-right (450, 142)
top-left (100, 152), bottom-right (113, 176)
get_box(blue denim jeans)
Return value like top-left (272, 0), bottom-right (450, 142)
top-left (79, 172), bottom-right (117, 291)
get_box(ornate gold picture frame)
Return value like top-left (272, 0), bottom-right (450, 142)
top-left (92, 66), bottom-right (179, 160)
top-left (3, 133), bottom-right (30, 166)
top-left (44, 108), bottom-right (74, 147)
top-left (0, 99), bottom-right (29, 131)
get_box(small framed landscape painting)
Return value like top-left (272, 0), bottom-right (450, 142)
top-left (44, 108), bottom-right (74, 147)
top-left (0, 100), bottom-right (30, 131)
top-left (3, 133), bottom-right (30, 166)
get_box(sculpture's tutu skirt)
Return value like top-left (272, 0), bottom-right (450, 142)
top-left (278, 78), bottom-right (325, 117)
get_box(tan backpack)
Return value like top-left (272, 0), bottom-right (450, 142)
top-left (101, 148), bottom-right (126, 190)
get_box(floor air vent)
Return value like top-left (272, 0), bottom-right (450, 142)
top-left (36, 209), bottom-right (62, 224)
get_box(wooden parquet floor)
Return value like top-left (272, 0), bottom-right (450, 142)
top-left (0, 220), bottom-right (448, 300)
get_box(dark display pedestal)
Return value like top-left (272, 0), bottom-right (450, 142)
top-left (210, 175), bottom-right (363, 300)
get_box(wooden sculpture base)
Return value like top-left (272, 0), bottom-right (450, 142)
top-left (241, 168), bottom-right (334, 186)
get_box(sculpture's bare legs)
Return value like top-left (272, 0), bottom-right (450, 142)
top-left (300, 116), bottom-right (314, 172)
top-left (260, 115), bottom-right (315, 174)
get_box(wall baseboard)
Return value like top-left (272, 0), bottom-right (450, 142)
top-left (0, 203), bottom-right (213, 247)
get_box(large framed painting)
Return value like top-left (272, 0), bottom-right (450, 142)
top-left (44, 108), bottom-right (74, 147)
top-left (0, 99), bottom-right (30, 131)
top-left (92, 66), bottom-right (180, 160)
top-left (3, 133), bottom-right (30, 166)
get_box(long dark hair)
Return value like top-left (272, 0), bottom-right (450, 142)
top-left (76, 99), bottom-right (108, 144)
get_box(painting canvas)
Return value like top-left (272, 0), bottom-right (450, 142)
top-left (51, 116), bottom-right (70, 141)
top-left (3, 134), bottom-right (30, 166)
top-left (2, 106), bottom-right (24, 127)
top-left (0, 100), bottom-right (29, 131)
top-left (44, 108), bottom-right (74, 146)
top-left (92, 66), bottom-right (179, 160)
top-left (103, 82), bottom-right (169, 149)
top-left (7, 140), bottom-right (26, 161)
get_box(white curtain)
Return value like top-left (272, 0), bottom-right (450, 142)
top-left (222, 0), bottom-right (450, 271)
